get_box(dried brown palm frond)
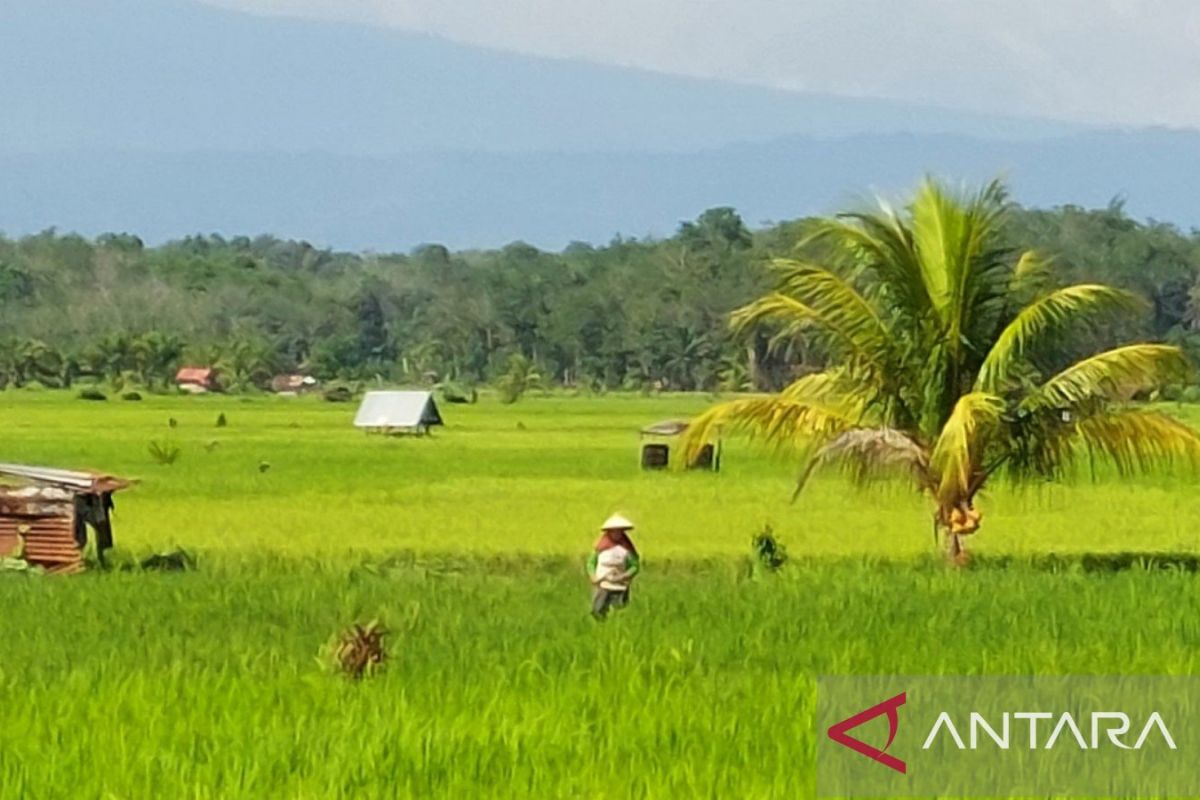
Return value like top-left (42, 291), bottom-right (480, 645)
top-left (325, 621), bottom-right (388, 680)
top-left (795, 426), bottom-right (933, 499)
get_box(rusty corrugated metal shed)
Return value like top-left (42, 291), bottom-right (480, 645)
top-left (0, 464), bottom-right (133, 574)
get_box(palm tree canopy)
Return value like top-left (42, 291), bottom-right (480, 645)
top-left (684, 178), bottom-right (1200, 512)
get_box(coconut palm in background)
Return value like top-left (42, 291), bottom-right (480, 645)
top-left (684, 178), bottom-right (1200, 561)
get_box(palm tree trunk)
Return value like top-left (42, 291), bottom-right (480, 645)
top-left (934, 519), bottom-right (968, 565)
top-left (947, 532), bottom-right (965, 564)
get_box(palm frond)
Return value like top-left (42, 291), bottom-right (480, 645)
top-left (679, 372), bottom-right (863, 465)
top-left (908, 179), bottom-right (961, 321)
top-left (795, 427), bottom-right (933, 498)
top-left (908, 179), bottom-right (1007, 308)
top-left (753, 258), bottom-right (888, 347)
top-left (771, 261), bottom-right (887, 333)
top-left (803, 212), bottom-right (933, 325)
top-left (909, 178), bottom-right (1012, 397)
top-left (1012, 250), bottom-right (1055, 289)
top-left (1074, 408), bottom-right (1200, 477)
top-left (977, 285), bottom-right (1147, 391)
top-left (954, 183), bottom-right (1013, 345)
top-left (729, 293), bottom-right (819, 348)
top-left (929, 392), bottom-right (1005, 505)
top-left (1029, 344), bottom-right (1192, 410)
top-left (731, 263), bottom-right (891, 371)
top-left (777, 368), bottom-right (864, 405)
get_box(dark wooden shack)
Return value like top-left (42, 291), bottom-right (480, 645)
top-left (0, 464), bottom-right (133, 574)
top-left (639, 420), bottom-right (721, 472)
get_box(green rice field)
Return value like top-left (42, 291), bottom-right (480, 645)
top-left (2, 392), bottom-right (1200, 798)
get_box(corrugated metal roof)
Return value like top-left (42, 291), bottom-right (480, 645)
top-left (353, 391), bottom-right (443, 429)
top-left (0, 463), bottom-right (133, 493)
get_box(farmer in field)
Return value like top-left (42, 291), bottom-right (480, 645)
top-left (587, 514), bottom-right (641, 619)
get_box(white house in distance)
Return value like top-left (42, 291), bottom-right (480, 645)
top-left (353, 390), bottom-right (444, 435)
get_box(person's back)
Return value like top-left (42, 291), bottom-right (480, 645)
top-left (594, 542), bottom-right (634, 591)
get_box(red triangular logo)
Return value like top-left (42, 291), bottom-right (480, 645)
top-left (827, 692), bottom-right (907, 774)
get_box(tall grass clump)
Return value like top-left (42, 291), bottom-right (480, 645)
top-left (751, 524), bottom-right (788, 572)
top-left (323, 620), bottom-right (388, 680)
top-left (147, 439), bottom-right (181, 466)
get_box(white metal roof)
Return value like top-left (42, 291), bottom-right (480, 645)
top-left (0, 463), bottom-right (132, 493)
top-left (353, 391), bottom-right (443, 429)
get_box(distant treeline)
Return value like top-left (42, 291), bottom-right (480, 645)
top-left (1, 201), bottom-right (1199, 395)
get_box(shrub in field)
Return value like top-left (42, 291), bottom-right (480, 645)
top-left (78, 388), bottom-right (107, 401)
top-left (121, 391), bottom-right (143, 401)
top-left (438, 381), bottom-right (476, 404)
top-left (139, 549), bottom-right (197, 572)
top-left (147, 440), bottom-right (181, 466)
top-left (1155, 383), bottom-right (1184, 402)
top-left (751, 525), bottom-right (788, 572)
top-left (323, 384), bottom-right (354, 403)
top-left (216, 412), bottom-right (227, 428)
top-left (323, 621), bottom-right (388, 680)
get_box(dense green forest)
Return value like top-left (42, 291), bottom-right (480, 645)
top-left (2, 201), bottom-right (1199, 396)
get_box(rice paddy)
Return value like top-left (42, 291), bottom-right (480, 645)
top-left (2, 391), bottom-right (1199, 798)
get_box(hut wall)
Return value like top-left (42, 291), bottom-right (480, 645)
top-left (0, 514), bottom-right (83, 571)
top-left (0, 520), bottom-right (18, 557)
top-left (641, 443), bottom-right (670, 469)
top-left (0, 488), bottom-right (84, 572)
top-left (688, 444), bottom-right (717, 471)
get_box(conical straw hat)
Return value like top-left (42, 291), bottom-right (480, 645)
top-left (600, 513), bottom-right (634, 531)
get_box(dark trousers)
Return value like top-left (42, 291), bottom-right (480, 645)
top-left (591, 587), bottom-right (630, 618)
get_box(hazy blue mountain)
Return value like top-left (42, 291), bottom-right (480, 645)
top-left (2, 1), bottom-right (1195, 249)
top-left (3, 129), bottom-right (1198, 250)
top-left (2, 0), bottom-right (1079, 155)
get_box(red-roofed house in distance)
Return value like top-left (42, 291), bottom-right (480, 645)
top-left (175, 366), bottom-right (217, 394)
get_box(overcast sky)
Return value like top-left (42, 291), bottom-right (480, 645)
top-left (201, 0), bottom-right (1200, 129)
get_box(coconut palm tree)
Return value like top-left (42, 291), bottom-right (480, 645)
top-left (682, 178), bottom-right (1200, 561)
top-left (495, 352), bottom-right (545, 404)
top-left (132, 331), bottom-right (184, 390)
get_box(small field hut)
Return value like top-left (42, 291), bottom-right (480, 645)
top-left (639, 419), bottom-right (721, 471)
top-left (271, 374), bottom-right (319, 395)
top-left (0, 463), bottom-right (134, 574)
top-left (175, 366), bottom-right (217, 393)
top-left (353, 390), bottom-right (444, 435)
